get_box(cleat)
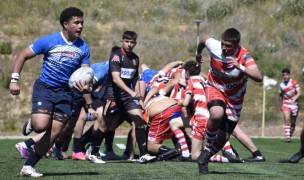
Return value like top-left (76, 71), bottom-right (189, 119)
top-left (286, 138), bottom-right (291, 143)
top-left (88, 154), bottom-right (106, 164)
top-left (198, 163), bottom-right (209, 174)
top-left (22, 119), bottom-right (33, 136)
top-left (15, 142), bottom-right (29, 159)
top-left (289, 151), bottom-right (304, 163)
top-left (19, 166), bottom-right (43, 177)
top-left (244, 155), bottom-right (265, 162)
top-left (85, 146), bottom-right (92, 159)
top-left (138, 154), bottom-right (157, 164)
top-left (102, 151), bottom-right (123, 161)
top-left (72, 152), bottom-right (86, 161)
top-left (223, 151), bottom-right (244, 163)
top-left (171, 155), bottom-right (192, 162)
top-left (53, 145), bottom-right (63, 160)
top-left (197, 149), bottom-right (210, 174)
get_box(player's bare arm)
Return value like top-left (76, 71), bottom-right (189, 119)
top-left (112, 71), bottom-right (139, 98)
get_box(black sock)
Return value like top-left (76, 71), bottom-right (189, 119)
top-left (135, 127), bottom-right (147, 156)
top-left (123, 129), bottom-right (133, 156)
top-left (24, 152), bottom-right (43, 167)
top-left (91, 129), bottom-right (105, 155)
top-left (252, 150), bottom-right (262, 157)
top-left (81, 125), bottom-right (93, 148)
top-left (54, 140), bottom-right (62, 150)
top-left (73, 138), bottom-right (83, 153)
top-left (61, 135), bottom-right (72, 152)
top-left (158, 146), bottom-right (172, 154)
top-left (24, 138), bottom-right (35, 149)
top-left (105, 131), bottom-right (115, 152)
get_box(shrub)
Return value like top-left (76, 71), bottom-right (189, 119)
top-left (0, 42), bottom-right (12, 54)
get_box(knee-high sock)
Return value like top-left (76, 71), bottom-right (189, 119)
top-left (91, 129), bottom-right (106, 155)
top-left (204, 126), bottom-right (218, 155)
top-left (284, 125), bottom-right (291, 140)
top-left (123, 129), bottom-right (133, 156)
top-left (172, 129), bottom-right (189, 157)
top-left (222, 141), bottom-right (235, 155)
top-left (135, 127), bottom-right (147, 156)
top-left (104, 131), bottom-right (115, 152)
top-left (81, 125), bottom-right (93, 148)
top-left (290, 125), bottom-right (296, 137)
top-left (73, 138), bottom-right (83, 153)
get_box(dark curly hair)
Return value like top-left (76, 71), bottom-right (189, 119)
top-left (59, 7), bottom-right (83, 28)
top-left (183, 60), bottom-right (201, 76)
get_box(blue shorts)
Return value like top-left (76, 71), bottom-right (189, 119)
top-left (32, 79), bottom-right (74, 119)
top-left (140, 68), bottom-right (158, 84)
top-left (71, 92), bottom-right (85, 117)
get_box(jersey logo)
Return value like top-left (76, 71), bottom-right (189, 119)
top-left (121, 68), bottom-right (136, 79)
top-left (111, 55), bottom-right (120, 62)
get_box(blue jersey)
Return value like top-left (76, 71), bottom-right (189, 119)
top-left (30, 31), bottom-right (90, 87)
top-left (91, 61), bottom-right (109, 90)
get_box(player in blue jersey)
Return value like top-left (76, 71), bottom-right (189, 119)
top-left (9, 7), bottom-right (94, 177)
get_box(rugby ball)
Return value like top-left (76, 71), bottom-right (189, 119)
top-left (68, 67), bottom-right (94, 89)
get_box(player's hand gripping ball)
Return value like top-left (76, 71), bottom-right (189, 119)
top-left (68, 67), bottom-right (94, 90)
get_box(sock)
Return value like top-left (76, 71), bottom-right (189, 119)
top-left (209, 154), bottom-right (229, 163)
top-left (222, 141), bottom-right (235, 155)
top-left (123, 129), bottom-right (133, 156)
top-left (211, 141), bottom-right (222, 155)
top-left (61, 135), bottom-right (72, 152)
top-left (24, 151), bottom-right (43, 167)
top-left (73, 138), bottom-right (83, 153)
top-left (172, 129), bottom-right (189, 157)
top-left (252, 150), bottom-right (262, 157)
top-left (204, 126), bottom-right (218, 153)
top-left (54, 140), bottom-right (62, 150)
top-left (91, 129), bottom-right (105, 155)
top-left (81, 125), bottom-right (93, 148)
top-left (158, 146), bottom-right (172, 154)
top-left (24, 138), bottom-right (35, 149)
top-left (158, 146), bottom-right (180, 160)
top-left (290, 125), bottom-right (296, 137)
top-left (104, 131), bottom-right (115, 152)
top-left (135, 127), bottom-right (147, 156)
top-left (284, 125), bottom-right (291, 140)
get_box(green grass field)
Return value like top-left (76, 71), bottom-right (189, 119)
top-left (0, 137), bottom-right (303, 179)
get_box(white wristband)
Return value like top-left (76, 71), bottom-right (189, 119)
top-left (239, 65), bottom-right (246, 72)
top-left (11, 73), bottom-right (20, 83)
top-left (11, 73), bottom-right (20, 79)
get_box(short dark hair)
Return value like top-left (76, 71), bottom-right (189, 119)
top-left (60, 7), bottom-right (83, 27)
top-left (282, 68), bottom-right (290, 74)
top-left (183, 60), bottom-right (201, 76)
top-left (122, 31), bottom-right (137, 40)
top-left (221, 28), bottom-right (241, 45)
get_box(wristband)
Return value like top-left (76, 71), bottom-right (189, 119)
top-left (11, 73), bottom-right (20, 82)
top-left (239, 65), bottom-right (246, 72)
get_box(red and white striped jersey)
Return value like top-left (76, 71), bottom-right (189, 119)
top-left (205, 38), bottom-right (257, 102)
top-left (148, 75), bottom-right (172, 90)
top-left (279, 79), bottom-right (300, 105)
top-left (185, 76), bottom-right (209, 118)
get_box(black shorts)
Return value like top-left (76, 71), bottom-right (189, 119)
top-left (103, 95), bottom-right (142, 117)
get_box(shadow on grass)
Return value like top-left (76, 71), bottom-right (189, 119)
top-left (278, 160), bottom-right (293, 163)
top-left (207, 171), bottom-right (263, 175)
top-left (44, 172), bottom-right (100, 176)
